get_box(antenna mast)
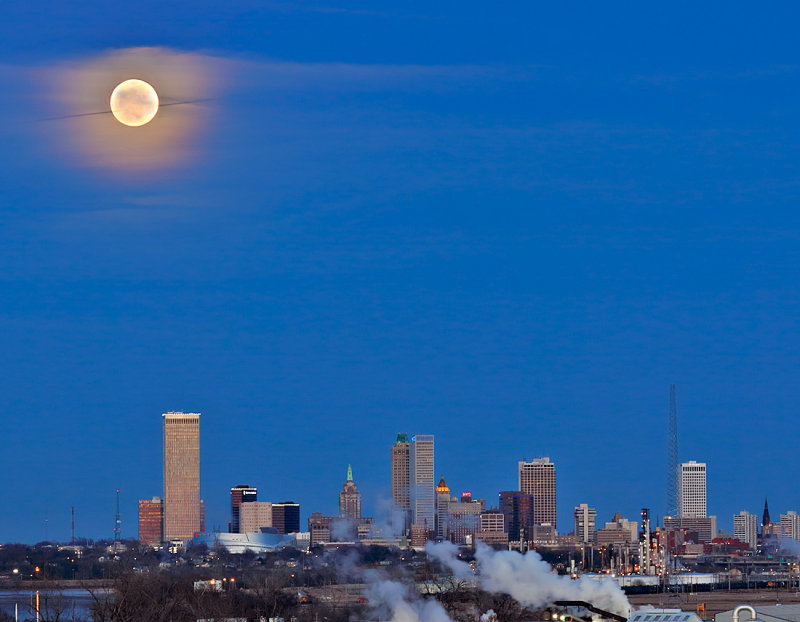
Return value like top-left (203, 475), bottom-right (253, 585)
top-left (665, 384), bottom-right (679, 518)
top-left (114, 490), bottom-right (121, 543)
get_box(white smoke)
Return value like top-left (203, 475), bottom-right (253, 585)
top-left (481, 609), bottom-right (498, 622)
top-left (366, 578), bottom-right (455, 622)
top-left (426, 541), bottom-right (631, 617)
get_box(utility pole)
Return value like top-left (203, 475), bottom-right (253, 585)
top-left (71, 507), bottom-right (75, 545)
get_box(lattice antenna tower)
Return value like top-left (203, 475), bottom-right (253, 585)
top-left (114, 490), bottom-right (121, 543)
top-left (665, 384), bottom-right (679, 518)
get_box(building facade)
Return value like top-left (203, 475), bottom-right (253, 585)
top-left (574, 503), bottom-right (597, 543)
top-left (595, 513), bottom-right (638, 546)
top-left (272, 501), bottom-right (300, 534)
top-left (240, 501), bottom-right (273, 533)
top-left (519, 457), bottom-right (557, 528)
top-left (663, 515), bottom-right (717, 543)
top-left (436, 476), bottom-right (451, 539)
top-left (391, 433), bottom-right (411, 532)
top-left (229, 484), bottom-right (257, 533)
top-left (499, 491), bottom-right (535, 541)
top-left (138, 497), bottom-right (163, 545)
top-left (339, 465), bottom-right (362, 519)
top-left (162, 412), bottom-right (201, 541)
top-left (447, 497), bottom-right (483, 544)
top-left (781, 511), bottom-right (800, 541)
top-left (678, 460), bottom-right (707, 518)
top-left (734, 510), bottom-right (758, 549)
top-left (412, 435), bottom-right (435, 533)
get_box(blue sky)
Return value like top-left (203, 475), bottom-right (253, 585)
top-left (2, 2), bottom-right (800, 542)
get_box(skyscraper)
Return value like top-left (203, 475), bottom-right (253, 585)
top-left (230, 484), bottom-right (257, 533)
top-left (678, 460), bottom-right (707, 518)
top-left (519, 457), bottom-right (557, 528)
top-left (391, 433), bottom-right (411, 530)
top-left (574, 503), bottom-right (597, 543)
top-left (272, 501), bottom-right (300, 534)
top-left (240, 501), bottom-right (272, 533)
top-left (339, 465), bottom-right (362, 519)
top-left (499, 491), bottom-right (535, 541)
top-left (162, 412), bottom-right (201, 541)
top-left (436, 476), bottom-right (451, 539)
top-left (138, 497), bottom-right (163, 546)
top-left (733, 510), bottom-right (757, 549)
top-left (412, 434), bottom-right (435, 533)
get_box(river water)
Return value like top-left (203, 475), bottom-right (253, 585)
top-left (0, 588), bottom-right (109, 620)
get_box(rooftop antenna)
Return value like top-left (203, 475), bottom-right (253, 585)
top-left (665, 384), bottom-right (679, 519)
top-left (114, 490), bottom-right (121, 543)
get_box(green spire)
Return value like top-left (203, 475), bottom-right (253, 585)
top-left (395, 432), bottom-right (409, 444)
top-left (347, 464), bottom-right (353, 482)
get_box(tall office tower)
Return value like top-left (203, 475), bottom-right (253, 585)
top-left (412, 435), bottom-right (435, 533)
top-left (436, 476), bottom-right (451, 539)
top-left (391, 433), bottom-right (412, 531)
top-left (272, 501), bottom-right (301, 534)
top-left (519, 457), bottom-right (557, 528)
top-left (339, 465), bottom-right (362, 519)
top-left (780, 511), bottom-right (800, 541)
top-left (229, 485), bottom-right (257, 533)
top-left (162, 412), bottom-right (201, 541)
top-left (240, 501), bottom-right (273, 533)
top-left (733, 510), bottom-right (758, 549)
top-left (573, 503), bottom-right (597, 543)
top-left (677, 460), bottom-right (707, 518)
top-left (138, 497), bottom-right (163, 546)
top-left (499, 491), bottom-right (535, 541)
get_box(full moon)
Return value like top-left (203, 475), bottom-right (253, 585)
top-left (110, 79), bottom-right (159, 127)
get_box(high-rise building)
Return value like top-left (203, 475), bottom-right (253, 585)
top-left (678, 460), bottom-right (707, 518)
top-left (272, 501), bottom-right (300, 534)
top-left (138, 497), bottom-right (163, 545)
top-left (448, 497), bottom-right (483, 544)
top-left (240, 501), bottom-right (272, 533)
top-left (229, 485), bottom-right (257, 533)
top-left (499, 491), bottom-right (535, 541)
top-left (436, 476), bottom-right (451, 539)
top-left (595, 513), bottom-right (638, 546)
top-left (781, 511), bottom-right (800, 541)
top-left (574, 503), bottom-right (597, 543)
top-left (391, 433), bottom-right (411, 531)
top-left (412, 434), bottom-right (435, 533)
top-left (663, 515), bottom-right (717, 543)
top-left (339, 465), bottom-right (362, 519)
top-left (734, 510), bottom-right (758, 549)
top-left (162, 412), bottom-right (201, 541)
top-left (519, 458), bottom-right (557, 528)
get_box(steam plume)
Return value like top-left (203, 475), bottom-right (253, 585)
top-left (426, 541), bottom-right (631, 617)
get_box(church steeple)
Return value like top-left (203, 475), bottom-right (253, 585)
top-left (763, 498), bottom-right (771, 527)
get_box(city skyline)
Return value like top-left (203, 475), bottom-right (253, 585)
top-left (33, 408), bottom-right (800, 545)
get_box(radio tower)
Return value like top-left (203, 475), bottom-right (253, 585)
top-left (114, 490), bottom-right (121, 543)
top-left (665, 384), bottom-right (679, 518)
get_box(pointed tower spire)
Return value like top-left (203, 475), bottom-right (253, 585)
top-left (347, 464), bottom-right (353, 483)
top-left (763, 498), bottom-right (771, 527)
